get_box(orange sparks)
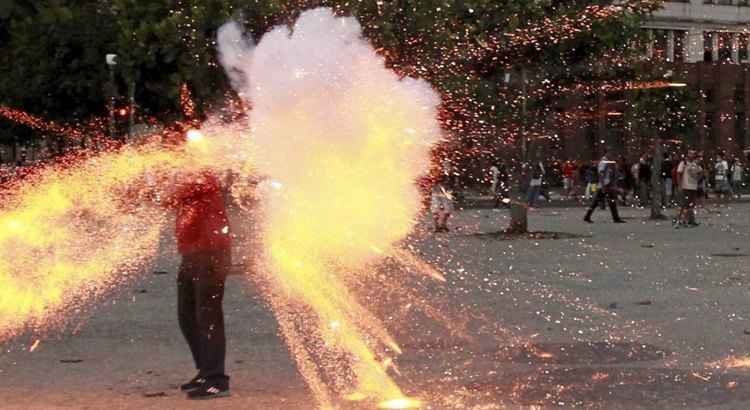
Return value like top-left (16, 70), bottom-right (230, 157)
top-left (708, 355), bottom-right (750, 369)
top-left (0, 105), bottom-right (85, 141)
top-left (218, 8), bottom-right (442, 406)
top-left (377, 398), bottom-right (423, 409)
top-left (180, 83), bottom-right (196, 119)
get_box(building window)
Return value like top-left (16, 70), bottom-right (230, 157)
top-left (705, 111), bottom-right (714, 132)
top-left (704, 32), bottom-right (715, 62)
top-left (674, 31), bottom-right (686, 62)
top-left (706, 111), bottom-right (717, 146)
top-left (649, 30), bottom-right (687, 62)
top-left (740, 34), bottom-right (749, 62)
top-left (652, 29), bottom-right (669, 61)
top-left (719, 33), bottom-right (734, 62)
top-left (736, 85), bottom-right (746, 107)
top-left (703, 89), bottom-right (714, 105)
top-left (737, 112), bottom-right (746, 148)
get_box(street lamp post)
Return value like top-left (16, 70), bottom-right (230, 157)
top-left (105, 53), bottom-right (118, 141)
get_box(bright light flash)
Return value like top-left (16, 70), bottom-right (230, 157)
top-left (186, 129), bottom-right (204, 142)
top-left (378, 398), bottom-right (423, 409)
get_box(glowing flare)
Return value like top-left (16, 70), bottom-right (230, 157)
top-left (0, 128), bottom-right (247, 341)
top-left (377, 398), bottom-right (423, 409)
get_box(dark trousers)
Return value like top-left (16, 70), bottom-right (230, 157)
top-left (177, 249), bottom-right (231, 384)
top-left (585, 189), bottom-right (621, 221)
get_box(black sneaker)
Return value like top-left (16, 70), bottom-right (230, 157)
top-left (614, 219), bottom-right (626, 223)
top-left (187, 383), bottom-right (231, 400)
top-left (180, 376), bottom-right (205, 391)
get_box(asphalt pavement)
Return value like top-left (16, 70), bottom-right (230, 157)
top-left (3, 202), bottom-right (750, 409)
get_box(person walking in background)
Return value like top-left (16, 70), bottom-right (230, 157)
top-left (714, 152), bottom-right (732, 201)
top-left (562, 160), bottom-right (576, 200)
top-left (617, 157), bottom-right (633, 206)
top-left (731, 156), bottom-right (744, 199)
top-left (431, 174), bottom-right (454, 232)
top-left (584, 155), bottom-right (625, 224)
top-left (527, 160), bottom-right (545, 209)
top-left (675, 150), bottom-right (703, 228)
top-left (661, 153), bottom-right (674, 207)
top-left (637, 155), bottom-right (652, 206)
top-left (489, 162), bottom-right (500, 199)
top-left (631, 160), bottom-right (640, 205)
top-left (489, 161), bottom-right (509, 207)
top-left (697, 152), bottom-right (709, 201)
top-left (584, 161), bottom-right (598, 201)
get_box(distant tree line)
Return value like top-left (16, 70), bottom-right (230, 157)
top-left (0, 0), bottom-right (667, 159)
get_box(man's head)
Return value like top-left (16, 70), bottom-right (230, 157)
top-left (687, 150), bottom-right (697, 161)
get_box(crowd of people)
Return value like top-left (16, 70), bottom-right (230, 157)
top-left (486, 151), bottom-right (745, 208)
top-left (431, 150), bottom-right (747, 232)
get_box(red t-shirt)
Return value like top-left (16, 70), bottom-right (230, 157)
top-left (173, 172), bottom-right (231, 255)
top-left (563, 163), bottom-right (576, 179)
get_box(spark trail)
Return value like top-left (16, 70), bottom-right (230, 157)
top-left (0, 7), bottom-right (443, 409)
top-left (218, 8), bottom-right (441, 408)
top-left (0, 119), bottom-right (248, 341)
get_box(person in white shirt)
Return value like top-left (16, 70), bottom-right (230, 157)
top-left (489, 164), bottom-right (499, 194)
top-left (713, 153), bottom-right (732, 200)
top-left (431, 174), bottom-right (454, 232)
top-left (731, 157), bottom-right (744, 198)
top-left (675, 150), bottom-right (703, 227)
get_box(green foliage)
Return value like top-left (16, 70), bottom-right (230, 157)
top-left (0, 0), bottom-right (664, 148)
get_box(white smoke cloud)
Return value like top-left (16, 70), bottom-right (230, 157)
top-left (217, 8), bottom-right (441, 188)
top-left (216, 20), bottom-right (255, 93)
top-left (215, 7), bottom-right (443, 404)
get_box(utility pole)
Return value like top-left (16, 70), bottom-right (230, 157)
top-left (106, 53), bottom-right (118, 141)
top-left (508, 67), bottom-right (529, 234)
top-left (128, 80), bottom-right (135, 141)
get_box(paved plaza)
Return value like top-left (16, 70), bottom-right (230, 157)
top-left (4, 202), bottom-right (750, 409)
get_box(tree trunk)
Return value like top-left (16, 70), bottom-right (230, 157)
top-left (508, 201), bottom-right (528, 233)
top-left (650, 139), bottom-right (666, 220)
top-left (508, 68), bottom-right (529, 234)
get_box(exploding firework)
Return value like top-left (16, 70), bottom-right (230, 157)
top-left (0, 7), bottom-right (444, 410)
top-left (218, 8), bottom-right (441, 408)
top-left (0, 7), bottom-right (445, 408)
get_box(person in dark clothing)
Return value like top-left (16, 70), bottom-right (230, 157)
top-left (661, 155), bottom-right (674, 207)
top-left (169, 170), bottom-right (233, 400)
top-left (584, 155), bottom-right (625, 224)
top-left (617, 157), bottom-right (632, 206)
top-left (637, 155), bottom-right (652, 206)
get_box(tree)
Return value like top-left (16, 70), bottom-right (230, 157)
top-left (0, 1), bottom-right (118, 151)
top-left (629, 67), bottom-right (700, 219)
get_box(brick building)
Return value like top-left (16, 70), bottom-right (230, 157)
top-left (561, 0), bottom-right (750, 160)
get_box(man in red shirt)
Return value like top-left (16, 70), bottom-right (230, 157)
top-left (168, 170), bottom-right (232, 399)
top-left (562, 161), bottom-right (577, 200)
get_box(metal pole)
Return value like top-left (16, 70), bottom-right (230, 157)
top-left (108, 65), bottom-right (116, 140)
top-left (521, 68), bottom-right (528, 163)
top-left (128, 79), bottom-right (135, 141)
